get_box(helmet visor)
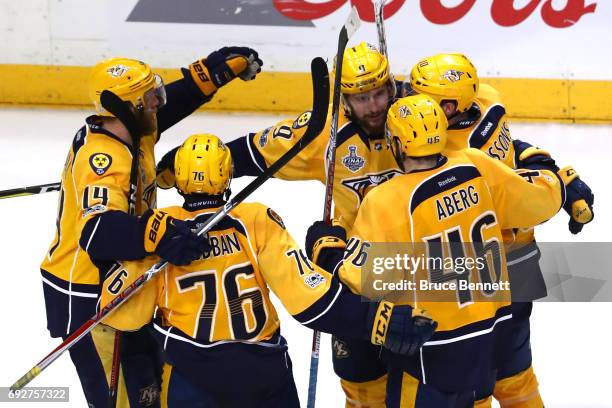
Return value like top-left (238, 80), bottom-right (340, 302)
top-left (142, 74), bottom-right (167, 112)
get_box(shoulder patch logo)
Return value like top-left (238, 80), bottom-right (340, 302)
top-left (267, 208), bottom-right (286, 229)
top-left (259, 127), bottom-right (271, 148)
top-left (293, 111), bottom-right (312, 129)
top-left (89, 153), bottom-right (112, 176)
top-left (342, 145), bottom-right (365, 173)
top-left (304, 272), bottom-right (326, 289)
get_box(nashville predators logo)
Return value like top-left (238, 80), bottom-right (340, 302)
top-left (398, 105), bottom-right (411, 118)
top-left (332, 337), bottom-right (350, 359)
top-left (341, 169), bottom-right (403, 204)
top-left (107, 65), bottom-right (129, 78)
top-left (443, 69), bottom-right (464, 83)
top-left (89, 153), bottom-right (112, 176)
top-left (293, 111), bottom-right (312, 129)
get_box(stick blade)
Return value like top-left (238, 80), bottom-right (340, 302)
top-left (345, 6), bottom-right (361, 40)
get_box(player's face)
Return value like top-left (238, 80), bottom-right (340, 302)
top-left (345, 85), bottom-right (391, 135)
top-left (135, 76), bottom-right (166, 134)
top-left (142, 75), bottom-right (167, 114)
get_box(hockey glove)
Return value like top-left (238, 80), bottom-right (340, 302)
top-left (515, 140), bottom-right (559, 172)
top-left (189, 47), bottom-right (263, 96)
top-left (305, 220), bottom-right (347, 270)
top-left (558, 166), bottom-right (594, 234)
top-left (156, 146), bottom-right (179, 190)
top-left (369, 301), bottom-right (437, 356)
top-left (142, 209), bottom-right (209, 265)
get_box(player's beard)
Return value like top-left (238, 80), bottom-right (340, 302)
top-left (136, 110), bottom-right (158, 135)
top-left (358, 110), bottom-right (387, 137)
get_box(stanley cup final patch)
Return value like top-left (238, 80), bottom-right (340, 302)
top-left (89, 153), bottom-right (113, 176)
top-left (342, 145), bottom-right (365, 173)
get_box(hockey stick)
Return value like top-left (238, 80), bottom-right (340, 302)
top-left (374, 1), bottom-right (388, 58)
top-left (99, 89), bottom-right (143, 408)
top-left (307, 7), bottom-right (360, 408)
top-left (10, 56), bottom-right (329, 392)
top-left (0, 182), bottom-right (61, 199)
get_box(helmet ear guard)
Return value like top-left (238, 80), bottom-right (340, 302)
top-left (174, 134), bottom-right (233, 196)
top-left (88, 58), bottom-right (167, 116)
top-left (409, 53), bottom-right (478, 113)
top-left (385, 94), bottom-right (448, 165)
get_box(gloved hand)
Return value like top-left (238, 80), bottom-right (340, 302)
top-left (189, 47), bottom-right (263, 96)
top-left (558, 166), bottom-right (594, 234)
top-left (305, 220), bottom-right (347, 267)
top-left (142, 209), bottom-right (209, 265)
top-left (369, 301), bottom-right (437, 356)
top-left (516, 144), bottom-right (559, 172)
top-left (156, 146), bottom-right (179, 190)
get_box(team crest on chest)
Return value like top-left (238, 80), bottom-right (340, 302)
top-left (89, 153), bottom-right (112, 175)
top-left (341, 169), bottom-right (403, 204)
top-left (342, 145), bottom-right (365, 173)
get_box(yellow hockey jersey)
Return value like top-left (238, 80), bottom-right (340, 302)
top-left (243, 106), bottom-right (402, 228)
top-left (40, 117), bottom-right (157, 335)
top-left (100, 201), bottom-right (351, 346)
top-left (42, 118), bottom-right (157, 283)
top-left (338, 148), bottom-right (563, 390)
top-left (444, 83), bottom-right (535, 248)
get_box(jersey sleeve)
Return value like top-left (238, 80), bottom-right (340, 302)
top-left (471, 85), bottom-right (517, 169)
top-left (337, 189), bottom-right (404, 296)
top-left (156, 68), bottom-right (212, 135)
top-left (229, 110), bottom-right (329, 181)
top-left (467, 148), bottom-right (565, 229)
top-left (251, 205), bottom-right (369, 339)
top-left (100, 257), bottom-right (161, 331)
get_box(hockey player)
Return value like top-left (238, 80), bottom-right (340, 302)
top-left (99, 134), bottom-right (437, 408)
top-left (307, 94), bottom-right (565, 407)
top-left (156, 42), bottom-right (402, 407)
top-left (40, 48), bottom-right (263, 407)
top-left (406, 53), bottom-right (594, 407)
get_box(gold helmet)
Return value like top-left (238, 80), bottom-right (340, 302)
top-left (409, 53), bottom-right (478, 113)
top-left (174, 134), bottom-right (233, 196)
top-left (88, 57), bottom-right (167, 116)
top-left (340, 42), bottom-right (393, 95)
top-left (386, 94), bottom-right (448, 160)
